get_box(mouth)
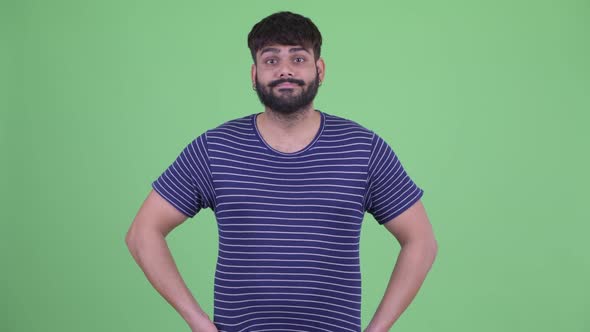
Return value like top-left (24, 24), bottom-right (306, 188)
top-left (269, 78), bottom-right (305, 89)
top-left (275, 82), bottom-right (298, 89)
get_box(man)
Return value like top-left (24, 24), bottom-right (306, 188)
top-left (126, 11), bottom-right (437, 332)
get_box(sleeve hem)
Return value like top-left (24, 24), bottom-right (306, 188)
top-left (378, 189), bottom-right (424, 225)
top-left (152, 181), bottom-right (196, 218)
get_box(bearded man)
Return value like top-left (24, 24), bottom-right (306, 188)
top-left (126, 11), bottom-right (438, 332)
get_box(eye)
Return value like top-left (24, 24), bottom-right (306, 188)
top-left (294, 57), bottom-right (305, 63)
top-left (265, 58), bottom-right (277, 65)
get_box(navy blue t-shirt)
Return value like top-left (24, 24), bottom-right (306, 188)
top-left (152, 110), bottom-right (424, 332)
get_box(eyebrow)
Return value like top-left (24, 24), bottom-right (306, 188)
top-left (259, 47), bottom-right (310, 56)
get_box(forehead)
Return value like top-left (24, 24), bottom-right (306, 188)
top-left (257, 44), bottom-right (313, 57)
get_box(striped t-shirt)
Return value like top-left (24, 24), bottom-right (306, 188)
top-left (152, 110), bottom-right (424, 332)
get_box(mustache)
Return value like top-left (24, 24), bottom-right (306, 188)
top-left (268, 78), bottom-right (305, 88)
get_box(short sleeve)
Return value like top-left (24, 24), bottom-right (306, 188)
top-left (364, 132), bottom-right (424, 225)
top-left (151, 132), bottom-right (215, 218)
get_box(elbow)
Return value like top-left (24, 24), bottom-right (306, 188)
top-left (403, 236), bottom-right (438, 263)
top-left (431, 239), bottom-right (439, 261)
top-left (430, 236), bottom-right (438, 255)
top-left (425, 232), bottom-right (438, 257)
top-left (125, 226), bottom-right (145, 262)
top-left (125, 223), bottom-right (164, 251)
top-left (125, 228), bottom-right (135, 251)
top-left (125, 224), bottom-right (140, 250)
top-left (421, 228), bottom-right (439, 261)
top-left (426, 236), bottom-right (439, 267)
top-left (417, 239), bottom-right (438, 269)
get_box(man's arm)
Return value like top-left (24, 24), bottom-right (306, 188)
top-left (125, 189), bottom-right (218, 332)
top-left (364, 199), bottom-right (438, 332)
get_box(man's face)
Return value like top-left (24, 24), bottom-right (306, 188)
top-left (251, 44), bottom-right (325, 115)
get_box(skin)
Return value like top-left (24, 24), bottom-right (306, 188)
top-left (364, 200), bottom-right (438, 331)
top-left (125, 43), bottom-right (438, 332)
top-left (251, 44), bottom-right (325, 154)
top-left (126, 190), bottom-right (218, 332)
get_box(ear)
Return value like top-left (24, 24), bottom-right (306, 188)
top-left (251, 63), bottom-right (256, 87)
top-left (316, 57), bottom-right (326, 83)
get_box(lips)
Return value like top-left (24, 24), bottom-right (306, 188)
top-left (276, 82), bottom-right (297, 88)
top-left (270, 78), bottom-right (305, 88)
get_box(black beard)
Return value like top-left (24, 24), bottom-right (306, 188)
top-left (254, 72), bottom-right (320, 115)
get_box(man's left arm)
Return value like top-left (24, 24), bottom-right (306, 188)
top-left (364, 199), bottom-right (438, 332)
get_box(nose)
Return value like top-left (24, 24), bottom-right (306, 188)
top-left (278, 62), bottom-right (294, 78)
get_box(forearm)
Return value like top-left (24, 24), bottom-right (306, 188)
top-left (365, 240), bottom-right (437, 332)
top-left (126, 228), bottom-right (212, 329)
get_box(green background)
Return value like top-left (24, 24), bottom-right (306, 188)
top-left (2, 0), bottom-right (588, 331)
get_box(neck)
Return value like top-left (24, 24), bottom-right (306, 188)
top-left (262, 104), bottom-right (317, 132)
top-left (255, 104), bottom-right (322, 154)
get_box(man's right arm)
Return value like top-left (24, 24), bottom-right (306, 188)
top-left (125, 189), bottom-right (218, 332)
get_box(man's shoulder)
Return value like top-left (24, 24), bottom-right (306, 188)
top-left (208, 114), bottom-right (253, 132)
top-left (323, 112), bottom-right (374, 136)
top-left (196, 114), bottom-right (254, 139)
top-left (181, 114), bottom-right (254, 148)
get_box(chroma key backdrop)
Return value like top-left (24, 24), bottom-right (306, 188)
top-left (1, 1), bottom-right (588, 331)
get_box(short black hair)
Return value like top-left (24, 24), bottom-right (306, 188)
top-left (247, 11), bottom-right (322, 64)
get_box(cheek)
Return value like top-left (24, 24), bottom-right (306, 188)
top-left (255, 71), bottom-right (272, 83)
top-left (304, 71), bottom-right (318, 82)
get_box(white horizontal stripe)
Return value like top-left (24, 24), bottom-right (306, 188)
top-left (217, 192), bottom-right (361, 202)
top-left (219, 223), bottom-right (359, 233)
top-left (215, 289), bottom-right (360, 302)
top-left (229, 316), bottom-right (357, 332)
top-left (217, 208), bottom-right (364, 218)
top-left (321, 130), bottom-right (373, 137)
top-left (215, 163), bottom-right (366, 176)
top-left (318, 136), bottom-right (371, 144)
top-left (214, 127), bottom-right (256, 136)
top-left (208, 135), bottom-right (267, 150)
top-left (217, 215), bottom-right (360, 226)
top-left (211, 143), bottom-right (369, 159)
top-left (250, 328), bottom-right (319, 332)
top-left (219, 229), bottom-right (359, 239)
top-left (247, 323), bottom-right (332, 332)
top-left (217, 262), bottom-right (361, 276)
top-left (311, 142), bottom-right (372, 149)
top-left (323, 124), bottom-right (362, 130)
top-left (217, 306), bottom-right (356, 323)
top-left (219, 235), bottom-right (360, 245)
top-left (208, 132), bottom-right (259, 142)
top-left (211, 148), bottom-right (369, 165)
top-left (215, 311), bottom-right (359, 331)
top-left (212, 172), bottom-right (366, 183)
top-left (213, 179), bottom-right (364, 190)
top-left (219, 243), bottom-right (359, 253)
top-left (211, 155), bottom-right (366, 170)
top-left (218, 248), bottom-right (359, 260)
top-left (221, 123), bottom-right (251, 130)
top-left (215, 290), bottom-right (360, 305)
top-left (250, 326), bottom-right (328, 332)
top-left (216, 199), bottom-right (362, 211)
top-left (217, 256), bottom-right (360, 267)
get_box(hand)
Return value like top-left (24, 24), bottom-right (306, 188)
top-left (188, 314), bottom-right (218, 332)
top-left (191, 324), bottom-right (218, 332)
top-left (364, 324), bottom-right (388, 332)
